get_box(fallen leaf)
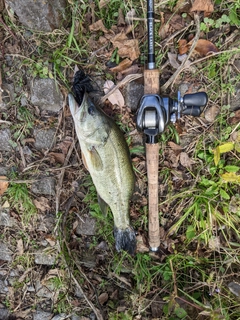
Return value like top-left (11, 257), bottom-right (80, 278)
top-left (168, 141), bottom-right (182, 155)
top-left (208, 236), bottom-right (221, 250)
top-left (0, 176), bottom-right (9, 195)
top-left (111, 33), bottom-right (140, 61)
top-left (174, 0), bottom-right (192, 13)
top-left (98, 292), bottom-right (108, 305)
top-left (179, 152), bottom-right (195, 168)
top-left (103, 80), bottom-right (125, 107)
top-left (45, 235), bottom-right (56, 247)
top-left (117, 8), bottom-right (125, 26)
top-left (204, 105), bottom-right (220, 122)
top-left (158, 22), bottom-right (171, 40)
top-left (89, 19), bottom-right (109, 33)
top-left (109, 58), bottom-right (132, 72)
top-left (125, 9), bottom-right (136, 24)
top-left (99, 0), bottom-right (110, 9)
top-left (229, 109), bottom-right (240, 125)
top-left (158, 13), bottom-right (185, 40)
top-left (188, 39), bottom-right (218, 57)
top-left (57, 137), bottom-right (73, 154)
top-left (136, 234), bottom-right (149, 253)
top-left (190, 0), bottom-right (214, 17)
top-left (49, 152), bottom-right (65, 164)
top-left (0, 69), bottom-right (2, 105)
top-left (168, 53), bottom-right (180, 69)
top-left (178, 39), bottom-right (188, 55)
top-left (33, 196), bottom-right (50, 211)
top-left (228, 282), bottom-right (240, 297)
top-left (169, 14), bottom-right (185, 30)
top-left (17, 239), bottom-right (24, 255)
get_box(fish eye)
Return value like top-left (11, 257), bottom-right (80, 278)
top-left (88, 104), bottom-right (95, 116)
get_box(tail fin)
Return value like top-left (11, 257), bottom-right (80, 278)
top-left (114, 227), bottom-right (136, 255)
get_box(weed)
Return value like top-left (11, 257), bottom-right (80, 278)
top-left (11, 106), bottom-right (34, 141)
top-left (12, 254), bottom-right (34, 269)
top-left (5, 183), bottom-right (37, 224)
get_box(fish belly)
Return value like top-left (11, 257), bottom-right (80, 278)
top-left (79, 126), bottom-right (134, 230)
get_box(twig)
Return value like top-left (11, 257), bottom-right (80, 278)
top-left (101, 73), bottom-right (143, 103)
top-left (0, 119), bottom-right (12, 125)
top-left (0, 14), bottom-right (17, 40)
top-left (161, 13), bottom-right (201, 92)
top-left (181, 48), bottom-right (240, 71)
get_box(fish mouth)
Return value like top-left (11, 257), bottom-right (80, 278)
top-left (68, 93), bottom-right (88, 123)
top-left (68, 93), bottom-right (79, 116)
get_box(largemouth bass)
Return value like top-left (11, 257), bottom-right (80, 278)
top-left (68, 71), bottom-right (136, 254)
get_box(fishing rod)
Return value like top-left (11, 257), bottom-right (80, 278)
top-left (136, 0), bottom-right (208, 251)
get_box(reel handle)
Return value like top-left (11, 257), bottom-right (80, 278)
top-left (182, 92), bottom-right (208, 107)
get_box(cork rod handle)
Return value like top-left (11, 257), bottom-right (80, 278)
top-left (144, 69), bottom-right (160, 251)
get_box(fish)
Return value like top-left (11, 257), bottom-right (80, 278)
top-left (68, 71), bottom-right (136, 254)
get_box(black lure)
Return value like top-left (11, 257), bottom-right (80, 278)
top-left (72, 70), bottom-right (93, 106)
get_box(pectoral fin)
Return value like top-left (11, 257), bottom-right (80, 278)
top-left (97, 193), bottom-right (109, 216)
top-left (81, 152), bottom-right (89, 171)
top-left (88, 146), bottom-right (103, 171)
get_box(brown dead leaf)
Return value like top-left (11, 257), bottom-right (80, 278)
top-left (178, 39), bottom-right (188, 55)
top-left (17, 239), bottom-right (24, 255)
top-left (125, 9), bottom-right (136, 24)
top-left (118, 39), bottom-right (140, 61)
top-left (188, 39), bottom-right (218, 57)
top-left (58, 137), bottom-right (73, 155)
top-left (168, 141), bottom-right (183, 155)
top-left (33, 196), bottom-right (50, 211)
top-left (168, 53), bottom-right (180, 69)
top-left (0, 69), bottom-right (2, 105)
top-left (89, 19), bottom-right (109, 33)
top-left (166, 149), bottom-right (180, 168)
top-left (99, 0), bottom-right (110, 8)
top-left (103, 80), bottom-right (125, 107)
top-left (174, 0), bottom-right (192, 13)
top-left (111, 33), bottom-right (140, 61)
top-left (229, 109), bottom-right (240, 125)
top-left (158, 21), bottom-right (171, 40)
top-left (136, 234), bottom-right (149, 253)
top-left (109, 58), bottom-right (132, 72)
top-left (190, 0), bottom-right (214, 17)
top-left (98, 292), bottom-right (109, 305)
top-left (45, 235), bottom-right (56, 247)
top-left (169, 14), bottom-right (185, 30)
top-left (49, 152), bottom-right (65, 164)
top-left (158, 13), bottom-right (184, 40)
top-left (0, 176), bottom-right (9, 195)
top-left (179, 152), bottom-right (195, 168)
top-left (117, 8), bottom-right (125, 26)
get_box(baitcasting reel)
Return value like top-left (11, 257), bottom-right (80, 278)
top-left (136, 91), bottom-right (208, 143)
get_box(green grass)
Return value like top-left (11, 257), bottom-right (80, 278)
top-left (5, 183), bottom-right (37, 224)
